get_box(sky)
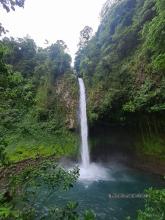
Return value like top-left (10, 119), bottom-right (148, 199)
top-left (0, 0), bottom-right (106, 61)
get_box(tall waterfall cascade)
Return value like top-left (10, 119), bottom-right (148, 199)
top-left (78, 78), bottom-right (108, 181)
top-left (78, 78), bottom-right (90, 168)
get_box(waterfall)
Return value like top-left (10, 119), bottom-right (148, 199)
top-left (78, 78), bottom-right (90, 168)
top-left (78, 78), bottom-right (108, 182)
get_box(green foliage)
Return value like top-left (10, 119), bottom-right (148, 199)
top-left (0, 137), bottom-right (8, 165)
top-left (123, 77), bottom-right (161, 113)
top-left (75, 0), bottom-right (165, 157)
top-left (75, 0), bottom-right (165, 117)
top-left (152, 53), bottom-right (165, 72)
top-left (138, 136), bottom-right (165, 159)
top-left (83, 210), bottom-right (96, 220)
top-left (0, 36), bottom-right (78, 164)
top-left (6, 130), bottom-right (78, 162)
top-left (0, 161), bottom-right (95, 219)
top-left (0, 43), bottom-right (8, 88)
top-left (137, 188), bottom-right (165, 220)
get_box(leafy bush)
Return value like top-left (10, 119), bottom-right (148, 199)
top-left (0, 161), bottom-right (95, 219)
top-left (137, 188), bottom-right (165, 220)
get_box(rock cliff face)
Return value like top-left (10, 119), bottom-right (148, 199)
top-left (55, 74), bottom-right (79, 130)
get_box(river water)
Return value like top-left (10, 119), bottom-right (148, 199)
top-left (38, 160), bottom-right (164, 220)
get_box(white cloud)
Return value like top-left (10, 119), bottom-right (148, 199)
top-left (0, 0), bottom-right (106, 61)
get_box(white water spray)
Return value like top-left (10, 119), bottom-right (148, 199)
top-left (78, 78), bottom-right (90, 168)
top-left (78, 78), bottom-right (109, 182)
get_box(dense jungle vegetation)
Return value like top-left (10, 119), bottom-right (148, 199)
top-left (75, 0), bottom-right (165, 160)
top-left (0, 34), bottom-right (79, 164)
top-left (0, 0), bottom-right (165, 219)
